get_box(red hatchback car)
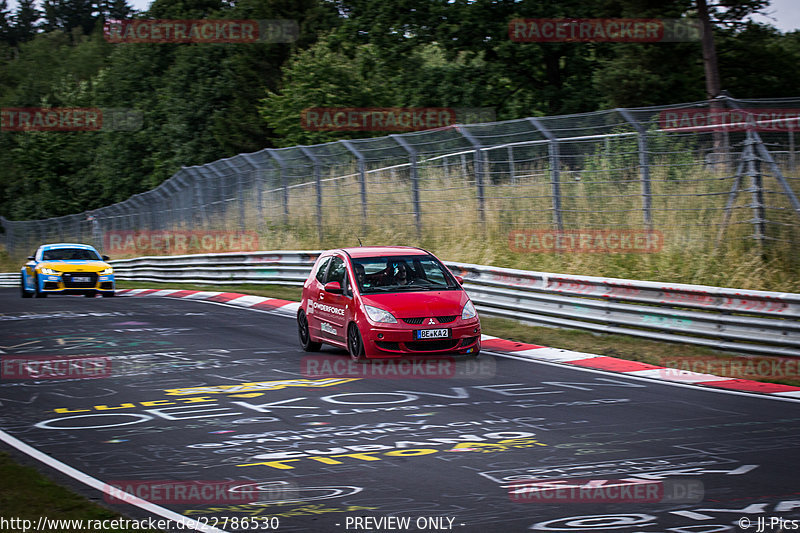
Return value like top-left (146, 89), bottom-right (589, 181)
top-left (298, 246), bottom-right (481, 361)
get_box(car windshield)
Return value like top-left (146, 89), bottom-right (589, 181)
top-left (41, 248), bottom-right (101, 261)
top-left (352, 255), bottom-right (458, 294)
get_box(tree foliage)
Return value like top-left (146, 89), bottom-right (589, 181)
top-left (0, 0), bottom-right (795, 220)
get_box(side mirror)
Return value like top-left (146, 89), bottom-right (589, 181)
top-left (102, 255), bottom-right (110, 261)
top-left (324, 281), bottom-right (343, 294)
top-left (455, 276), bottom-right (464, 285)
top-left (27, 256), bottom-right (35, 261)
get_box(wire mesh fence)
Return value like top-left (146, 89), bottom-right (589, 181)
top-left (2, 95), bottom-right (800, 266)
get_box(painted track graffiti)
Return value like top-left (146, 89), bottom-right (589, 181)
top-left (0, 288), bottom-right (799, 532)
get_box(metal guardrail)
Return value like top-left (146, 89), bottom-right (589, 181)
top-left (109, 251), bottom-right (319, 286)
top-left (5, 250), bottom-right (799, 357)
top-left (448, 261), bottom-right (800, 357)
top-left (0, 273), bottom-right (17, 287)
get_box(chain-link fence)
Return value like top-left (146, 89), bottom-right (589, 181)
top-left (2, 95), bottom-right (800, 262)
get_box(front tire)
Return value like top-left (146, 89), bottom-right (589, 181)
top-left (33, 275), bottom-right (47, 298)
top-left (348, 322), bottom-right (366, 363)
top-left (298, 310), bottom-right (322, 352)
top-left (20, 275), bottom-right (32, 298)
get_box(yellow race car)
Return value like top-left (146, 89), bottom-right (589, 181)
top-left (20, 243), bottom-right (115, 298)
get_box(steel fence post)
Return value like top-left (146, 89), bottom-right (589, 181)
top-left (242, 154), bottom-right (264, 230)
top-left (340, 140), bottom-right (368, 229)
top-left (220, 158), bottom-right (250, 233)
top-left (618, 108), bottom-right (653, 227)
top-left (299, 146), bottom-right (324, 243)
top-left (528, 118), bottom-right (563, 230)
top-left (267, 149), bottom-right (290, 226)
top-left (390, 134), bottom-right (422, 237)
top-left (455, 126), bottom-right (486, 223)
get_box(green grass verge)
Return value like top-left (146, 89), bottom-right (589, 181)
top-left (0, 451), bottom-right (159, 532)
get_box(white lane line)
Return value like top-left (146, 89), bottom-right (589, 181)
top-left (0, 429), bottom-right (227, 532)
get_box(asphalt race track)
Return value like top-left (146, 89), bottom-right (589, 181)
top-left (1, 288), bottom-right (800, 533)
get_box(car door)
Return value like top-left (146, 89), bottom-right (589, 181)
top-left (316, 255), bottom-right (349, 344)
top-left (305, 256), bottom-right (332, 339)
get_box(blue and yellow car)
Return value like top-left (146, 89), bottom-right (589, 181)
top-left (20, 243), bottom-right (115, 298)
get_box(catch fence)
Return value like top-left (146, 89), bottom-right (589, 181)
top-left (2, 95), bottom-right (800, 258)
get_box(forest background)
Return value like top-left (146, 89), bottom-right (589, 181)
top-left (0, 0), bottom-right (794, 222)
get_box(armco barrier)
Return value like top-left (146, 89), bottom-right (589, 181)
top-left (0, 273), bottom-right (17, 287)
top-left (448, 261), bottom-right (800, 357)
top-left (109, 251), bottom-right (319, 287)
top-left (6, 250), bottom-right (799, 357)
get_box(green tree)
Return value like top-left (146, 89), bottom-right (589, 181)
top-left (0, 0), bottom-right (12, 45)
top-left (42, 0), bottom-right (98, 37)
top-left (12, 0), bottom-right (40, 44)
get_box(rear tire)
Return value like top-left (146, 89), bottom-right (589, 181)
top-left (348, 323), bottom-right (366, 363)
top-left (298, 310), bottom-right (322, 352)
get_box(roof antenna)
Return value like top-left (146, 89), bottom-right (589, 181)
top-left (357, 236), bottom-right (363, 247)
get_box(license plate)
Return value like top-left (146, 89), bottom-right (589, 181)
top-left (72, 276), bottom-right (91, 283)
top-left (415, 328), bottom-right (450, 340)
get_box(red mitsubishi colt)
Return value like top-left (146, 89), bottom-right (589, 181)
top-left (298, 246), bottom-right (481, 361)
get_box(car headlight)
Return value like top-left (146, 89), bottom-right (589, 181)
top-left (461, 300), bottom-right (477, 320)
top-left (99, 267), bottom-right (113, 275)
top-left (40, 267), bottom-right (60, 276)
top-left (364, 305), bottom-right (397, 323)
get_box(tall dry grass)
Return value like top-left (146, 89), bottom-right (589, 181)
top-left (4, 153), bottom-right (799, 292)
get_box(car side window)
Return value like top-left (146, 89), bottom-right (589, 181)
top-left (315, 257), bottom-right (332, 283)
top-left (327, 257), bottom-right (346, 285)
top-left (327, 256), bottom-right (350, 295)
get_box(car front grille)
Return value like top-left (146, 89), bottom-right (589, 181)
top-left (376, 341), bottom-right (402, 351)
top-left (405, 340), bottom-right (460, 352)
top-left (402, 318), bottom-right (425, 325)
top-left (436, 315), bottom-right (457, 323)
top-left (63, 272), bottom-right (98, 288)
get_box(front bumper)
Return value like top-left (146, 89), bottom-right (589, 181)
top-left (38, 274), bottom-right (115, 294)
top-left (363, 319), bottom-right (481, 358)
